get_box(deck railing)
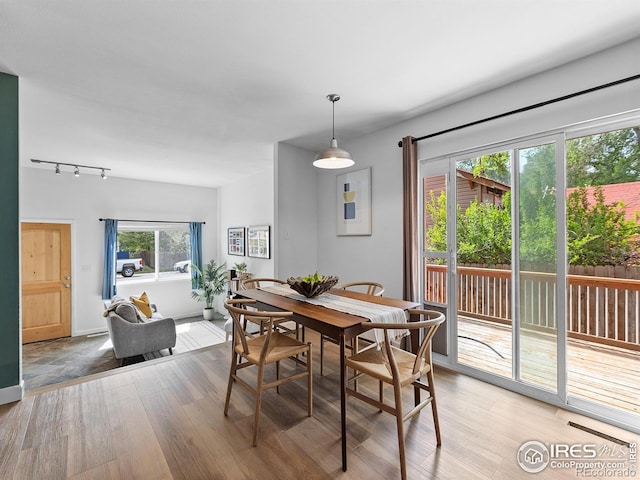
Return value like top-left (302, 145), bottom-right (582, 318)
top-left (424, 264), bottom-right (640, 351)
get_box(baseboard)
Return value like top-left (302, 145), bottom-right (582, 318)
top-left (73, 327), bottom-right (109, 337)
top-left (0, 382), bottom-right (24, 405)
top-left (173, 311), bottom-right (207, 320)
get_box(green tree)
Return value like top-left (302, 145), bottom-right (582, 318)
top-left (159, 231), bottom-right (189, 255)
top-left (567, 186), bottom-right (640, 266)
top-left (457, 151), bottom-right (511, 184)
top-left (425, 188), bottom-right (639, 266)
top-left (425, 192), bottom-right (512, 266)
top-left (424, 190), bottom-right (448, 252)
top-left (518, 143), bottom-right (558, 264)
top-left (567, 127), bottom-right (640, 187)
top-left (457, 193), bottom-right (512, 265)
top-left (118, 231), bottom-right (154, 252)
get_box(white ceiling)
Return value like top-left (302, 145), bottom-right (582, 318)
top-left (1, 1), bottom-right (639, 188)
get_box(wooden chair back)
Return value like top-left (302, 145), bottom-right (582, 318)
top-left (240, 277), bottom-right (286, 290)
top-left (224, 298), bottom-right (293, 354)
top-left (357, 309), bottom-right (444, 381)
top-left (335, 281), bottom-right (384, 296)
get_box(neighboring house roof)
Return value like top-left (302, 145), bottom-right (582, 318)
top-left (567, 182), bottom-right (640, 222)
top-left (456, 168), bottom-right (511, 193)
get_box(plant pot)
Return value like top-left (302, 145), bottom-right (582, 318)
top-left (202, 308), bottom-right (216, 321)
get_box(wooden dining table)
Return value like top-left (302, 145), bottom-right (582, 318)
top-left (236, 287), bottom-right (420, 472)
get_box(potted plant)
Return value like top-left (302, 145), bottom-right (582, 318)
top-left (233, 261), bottom-right (248, 280)
top-left (191, 260), bottom-right (227, 320)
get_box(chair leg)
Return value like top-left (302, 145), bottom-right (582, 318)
top-left (351, 338), bottom-right (358, 391)
top-left (276, 360), bottom-right (280, 394)
top-left (320, 334), bottom-right (325, 376)
top-left (427, 369), bottom-right (442, 446)
top-left (224, 352), bottom-right (238, 416)
top-left (379, 380), bottom-right (384, 411)
top-left (253, 364), bottom-right (266, 447)
top-left (168, 347), bottom-right (173, 355)
top-left (307, 343), bottom-right (313, 416)
top-left (393, 384), bottom-right (407, 480)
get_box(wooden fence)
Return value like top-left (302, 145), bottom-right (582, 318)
top-left (424, 264), bottom-right (640, 351)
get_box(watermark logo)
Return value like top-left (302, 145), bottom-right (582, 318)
top-left (517, 440), bottom-right (550, 473)
top-left (517, 440), bottom-right (637, 476)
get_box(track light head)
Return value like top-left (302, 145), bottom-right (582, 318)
top-left (55, 164), bottom-right (61, 175)
top-left (74, 166), bottom-right (80, 177)
top-left (101, 169), bottom-right (107, 180)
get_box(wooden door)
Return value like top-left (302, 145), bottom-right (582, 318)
top-left (21, 223), bottom-right (71, 343)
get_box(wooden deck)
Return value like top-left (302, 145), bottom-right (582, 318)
top-left (457, 316), bottom-right (640, 414)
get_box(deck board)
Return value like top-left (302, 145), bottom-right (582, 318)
top-left (458, 317), bottom-right (640, 413)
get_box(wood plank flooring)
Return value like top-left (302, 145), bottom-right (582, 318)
top-left (2, 329), bottom-right (638, 479)
top-left (457, 317), bottom-right (640, 413)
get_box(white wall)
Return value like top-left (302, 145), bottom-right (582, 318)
top-left (219, 164), bottom-right (275, 297)
top-left (274, 142), bottom-right (318, 279)
top-left (20, 168), bottom-right (219, 335)
top-left (298, 38), bottom-right (640, 301)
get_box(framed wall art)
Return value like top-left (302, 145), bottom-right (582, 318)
top-left (336, 167), bottom-right (372, 236)
top-left (227, 227), bottom-right (245, 256)
top-left (247, 225), bottom-right (270, 259)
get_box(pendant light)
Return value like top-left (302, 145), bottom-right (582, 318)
top-left (313, 94), bottom-right (354, 169)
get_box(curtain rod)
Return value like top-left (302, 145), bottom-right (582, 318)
top-left (99, 218), bottom-right (205, 224)
top-left (397, 73), bottom-right (640, 147)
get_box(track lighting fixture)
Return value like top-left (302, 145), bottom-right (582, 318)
top-left (30, 159), bottom-right (111, 179)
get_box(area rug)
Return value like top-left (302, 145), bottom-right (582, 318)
top-left (144, 319), bottom-right (227, 360)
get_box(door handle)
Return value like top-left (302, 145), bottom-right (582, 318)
top-left (64, 284), bottom-right (71, 288)
top-left (64, 276), bottom-right (70, 280)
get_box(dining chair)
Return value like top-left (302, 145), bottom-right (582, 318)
top-left (223, 299), bottom-right (313, 447)
top-left (240, 277), bottom-right (302, 339)
top-left (320, 281), bottom-right (385, 375)
top-left (344, 309), bottom-right (445, 480)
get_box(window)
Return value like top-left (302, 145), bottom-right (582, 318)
top-left (116, 222), bottom-right (191, 283)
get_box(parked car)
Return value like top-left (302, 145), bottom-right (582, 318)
top-left (116, 258), bottom-right (143, 277)
top-left (173, 260), bottom-right (191, 273)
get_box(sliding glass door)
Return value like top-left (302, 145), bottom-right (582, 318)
top-left (423, 136), bottom-right (563, 396)
top-left (423, 120), bottom-right (640, 428)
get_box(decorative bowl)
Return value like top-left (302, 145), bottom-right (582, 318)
top-left (287, 275), bottom-right (339, 298)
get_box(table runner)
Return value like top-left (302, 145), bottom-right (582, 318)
top-left (260, 284), bottom-right (408, 343)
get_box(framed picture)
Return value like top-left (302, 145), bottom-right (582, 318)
top-left (247, 225), bottom-right (270, 258)
top-left (336, 167), bottom-right (372, 236)
top-left (227, 227), bottom-right (245, 256)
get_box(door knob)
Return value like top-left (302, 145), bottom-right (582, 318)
top-left (64, 276), bottom-right (70, 280)
top-left (64, 284), bottom-right (71, 288)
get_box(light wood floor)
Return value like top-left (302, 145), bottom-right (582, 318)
top-left (2, 330), bottom-right (638, 479)
top-left (458, 317), bottom-right (640, 413)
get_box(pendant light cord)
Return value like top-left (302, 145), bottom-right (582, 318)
top-left (332, 98), bottom-right (336, 139)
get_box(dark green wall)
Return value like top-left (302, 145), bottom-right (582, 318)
top-left (0, 72), bottom-right (20, 391)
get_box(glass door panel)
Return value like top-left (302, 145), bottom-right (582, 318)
top-left (517, 143), bottom-right (558, 392)
top-left (422, 163), bottom-right (450, 356)
top-left (565, 125), bottom-right (640, 414)
top-left (454, 152), bottom-right (513, 378)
